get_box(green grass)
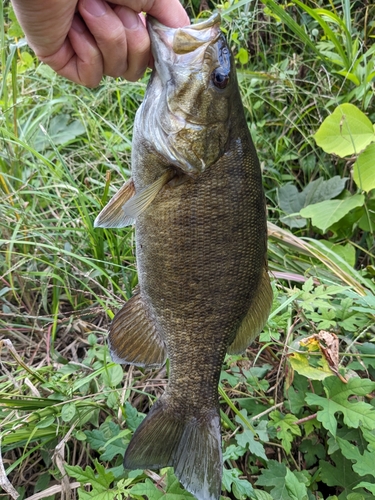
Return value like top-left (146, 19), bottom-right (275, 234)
top-left (1, 1), bottom-right (375, 499)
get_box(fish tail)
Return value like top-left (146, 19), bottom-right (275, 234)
top-left (124, 397), bottom-right (222, 500)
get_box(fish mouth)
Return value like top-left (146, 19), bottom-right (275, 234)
top-left (147, 13), bottom-right (221, 67)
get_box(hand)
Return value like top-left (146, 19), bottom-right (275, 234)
top-left (10, 0), bottom-right (189, 87)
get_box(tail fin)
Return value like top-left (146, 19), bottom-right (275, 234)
top-left (124, 397), bottom-right (222, 500)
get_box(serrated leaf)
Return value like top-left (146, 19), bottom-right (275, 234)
top-left (355, 482), bottom-right (375, 495)
top-left (65, 460), bottom-right (115, 493)
top-left (130, 469), bottom-right (195, 499)
top-left (305, 377), bottom-right (375, 436)
top-left (353, 143), bottom-right (375, 193)
top-left (234, 413), bottom-right (268, 461)
top-left (255, 460), bottom-right (289, 499)
top-left (337, 437), bottom-right (375, 479)
top-left (223, 468), bottom-right (254, 498)
top-left (129, 478), bottom-right (164, 500)
top-left (300, 194), bottom-right (365, 232)
top-left (268, 411), bottom-right (301, 454)
top-left (313, 104), bottom-right (375, 157)
top-left (299, 437), bottom-right (326, 467)
top-left (284, 468), bottom-right (308, 500)
top-left (124, 401), bottom-right (145, 432)
top-left (320, 451), bottom-right (374, 498)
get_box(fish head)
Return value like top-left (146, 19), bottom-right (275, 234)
top-left (143, 13), bottom-right (236, 176)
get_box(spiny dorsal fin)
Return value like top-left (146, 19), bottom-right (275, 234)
top-left (228, 268), bottom-right (273, 354)
top-left (94, 178), bottom-right (136, 228)
top-left (109, 290), bottom-right (167, 368)
top-left (121, 169), bottom-right (174, 220)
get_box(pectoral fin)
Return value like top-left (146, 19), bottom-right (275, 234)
top-left (228, 269), bottom-right (273, 354)
top-left (109, 290), bottom-right (167, 368)
top-left (95, 169), bottom-right (174, 228)
top-left (121, 169), bottom-right (174, 220)
top-left (94, 178), bottom-right (136, 228)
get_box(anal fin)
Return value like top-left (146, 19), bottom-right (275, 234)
top-left (109, 291), bottom-right (167, 367)
top-left (228, 268), bottom-right (273, 354)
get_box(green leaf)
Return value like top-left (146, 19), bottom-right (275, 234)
top-left (255, 460), bottom-right (290, 500)
top-left (85, 421), bottom-right (130, 461)
top-left (288, 351), bottom-right (333, 381)
top-left (129, 469), bottom-right (195, 499)
top-left (284, 468), bottom-right (308, 500)
top-left (305, 377), bottom-right (375, 436)
top-left (300, 194), bottom-right (365, 232)
top-left (65, 460), bottom-right (115, 498)
top-left (313, 104), bottom-right (375, 157)
top-left (234, 414), bottom-right (268, 461)
top-left (299, 437), bottom-right (326, 467)
top-left (319, 451), bottom-right (370, 497)
top-left (101, 364), bottom-right (124, 387)
top-left (337, 437), bottom-right (375, 479)
top-left (61, 403), bottom-right (76, 422)
top-left (353, 143), bottom-right (375, 192)
top-left (251, 491), bottom-right (273, 500)
top-left (278, 176), bottom-right (347, 228)
top-left (317, 240), bottom-right (356, 268)
top-left (223, 468), bottom-right (254, 499)
top-left (355, 482), bottom-right (375, 495)
top-left (268, 411), bottom-right (301, 454)
top-left (236, 47), bottom-right (249, 65)
top-left (124, 401), bottom-right (145, 432)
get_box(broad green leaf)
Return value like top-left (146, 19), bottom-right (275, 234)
top-left (255, 460), bottom-right (287, 497)
top-left (278, 176), bottom-right (347, 228)
top-left (65, 460), bottom-right (115, 498)
top-left (251, 491), bottom-right (273, 500)
top-left (101, 364), bottom-right (124, 387)
top-left (284, 468), bottom-right (308, 500)
top-left (129, 479), bottom-right (164, 500)
top-left (234, 415), bottom-right (268, 461)
top-left (355, 482), bottom-right (375, 495)
top-left (318, 240), bottom-right (356, 268)
top-left (319, 451), bottom-right (373, 498)
top-left (337, 437), bottom-right (375, 479)
top-left (268, 411), bottom-right (301, 454)
top-left (300, 194), bottom-right (365, 232)
top-left (223, 468), bottom-right (254, 498)
top-left (314, 104), bottom-right (375, 157)
top-left (288, 352), bottom-right (333, 381)
top-left (130, 469), bottom-right (195, 499)
top-left (305, 377), bottom-right (375, 436)
top-left (61, 403), bottom-right (76, 422)
top-left (124, 401), bottom-right (145, 432)
top-left (353, 143), bottom-right (375, 192)
top-left (299, 438), bottom-right (325, 467)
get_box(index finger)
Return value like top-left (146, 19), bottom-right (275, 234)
top-left (109, 0), bottom-right (190, 27)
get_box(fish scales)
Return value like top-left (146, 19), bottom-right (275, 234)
top-left (95, 12), bottom-right (272, 500)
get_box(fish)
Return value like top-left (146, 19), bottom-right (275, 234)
top-left (94, 12), bottom-right (272, 500)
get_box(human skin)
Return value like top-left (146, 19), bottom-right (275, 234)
top-left (10, 0), bottom-right (189, 87)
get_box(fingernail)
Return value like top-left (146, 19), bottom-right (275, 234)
top-left (122, 9), bottom-right (140, 30)
top-left (83, 0), bottom-right (106, 17)
top-left (71, 15), bottom-right (85, 33)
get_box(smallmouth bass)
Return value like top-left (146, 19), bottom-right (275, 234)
top-left (95, 12), bottom-right (272, 500)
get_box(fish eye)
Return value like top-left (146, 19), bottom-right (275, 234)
top-left (212, 68), bottom-right (230, 89)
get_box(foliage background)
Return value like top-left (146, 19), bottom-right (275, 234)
top-left (0, 0), bottom-right (374, 499)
